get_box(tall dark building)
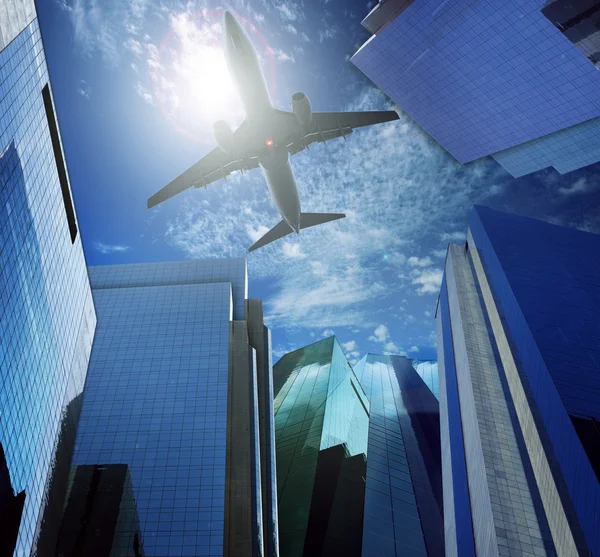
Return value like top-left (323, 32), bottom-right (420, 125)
top-left (274, 337), bottom-right (443, 557)
top-left (0, 1), bottom-right (96, 555)
top-left (67, 259), bottom-right (278, 557)
top-left (437, 205), bottom-right (600, 557)
top-left (352, 0), bottom-right (600, 178)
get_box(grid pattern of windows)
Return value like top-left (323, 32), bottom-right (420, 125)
top-left (443, 245), bottom-right (555, 557)
top-left (73, 282), bottom-right (232, 556)
top-left (89, 258), bottom-right (247, 320)
top-left (468, 205), bottom-right (600, 556)
top-left (352, 0), bottom-right (600, 169)
top-left (0, 14), bottom-right (95, 556)
top-left (355, 355), bottom-right (440, 557)
top-left (492, 115), bottom-right (600, 177)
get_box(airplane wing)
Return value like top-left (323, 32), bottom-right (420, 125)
top-left (147, 122), bottom-right (258, 209)
top-left (274, 109), bottom-right (400, 155)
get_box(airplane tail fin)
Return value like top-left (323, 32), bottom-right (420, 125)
top-left (248, 220), bottom-right (294, 252)
top-left (299, 212), bottom-right (345, 230)
top-left (248, 212), bottom-right (345, 252)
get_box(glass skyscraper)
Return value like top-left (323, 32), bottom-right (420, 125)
top-left (0, 1), bottom-right (96, 555)
top-left (352, 0), bottom-right (600, 178)
top-left (274, 337), bottom-right (443, 557)
top-left (69, 259), bottom-right (278, 557)
top-left (437, 205), bottom-right (600, 557)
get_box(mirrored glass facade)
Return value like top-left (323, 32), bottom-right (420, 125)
top-left (412, 360), bottom-right (438, 399)
top-left (354, 354), bottom-right (443, 557)
top-left (0, 4), bottom-right (96, 556)
top-left (70, 260), bottom-right (276, 557)
top-left (274, 340), bottom-right (443, 557)
top-left (352, 0), bottom-right (600, 178)
top-left (274, 337), bottom-right (370, 557)
top-left (437, 205), bottom-right (600, 556)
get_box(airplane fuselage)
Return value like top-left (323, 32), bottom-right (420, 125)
top-left (223, 11), bottom-right (301, 232)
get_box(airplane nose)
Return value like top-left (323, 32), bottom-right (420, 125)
top-left (223, 10), bottom-right (237, 32)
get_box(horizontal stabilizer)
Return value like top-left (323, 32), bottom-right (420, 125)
top-left (248, 220), bottom-right (294, 252)
top-left (247, 212), bottom-right (345, 252)
top-left (299, 212), bottom-right (345, 230)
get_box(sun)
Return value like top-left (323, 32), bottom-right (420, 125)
top-left (152, 11), bottom-right (252, 142)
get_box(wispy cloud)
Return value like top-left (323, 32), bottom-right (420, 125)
top-left (274, 1), bottom-right (304, 22)
top-left (77, 79), bottom-right (91, 99)
top-left (163, 87), bottom-right (503, 332)
top-left (135, 81), bottom-right (153, 104)
top-left (558, 177), bottom-right (598, 197)
top-left (94, 241), bottom-right (131, 254)
top-left (440, 230), bottom-right (466, 242)
top-left (318, 26), bottom-right (338, 42)
top-left (267, 46), bottom-right (296, 63)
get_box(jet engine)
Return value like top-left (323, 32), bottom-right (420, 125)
top-left (213, 120), bottom-right (234, 153)
top-left (291, 92), bottom-right (312, 126)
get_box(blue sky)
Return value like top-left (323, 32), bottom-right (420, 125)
top-left (37, 0), bottom-right (600, 363)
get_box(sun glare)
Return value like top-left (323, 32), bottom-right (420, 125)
top-left (152, 10), bottom-right (271, 143)
top-left (176, 45), bottom-right (238, 122)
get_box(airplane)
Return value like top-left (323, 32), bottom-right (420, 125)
top-left (147, 10), bottom-right (399, 251)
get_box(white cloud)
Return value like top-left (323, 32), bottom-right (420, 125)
top-left (431, 249), bottom-right (447, 258)
top-left (408, 255), bottom-right (433, 267)
top-left (369, 324), bottom-right (389, 343)
top-left (424, 310), bottom-right (432, 317)
top-left (281, 242), bottom-right (306, 258)
top-left (408, 345), bottom-right (419, 353)
top-left (246, 224), bottom-right (270, 243)
top-left (284, 24), bottom-right (297, 34)
top-left (321, 329), bottom-right (335, 338)
top-left (342, 340), bottom-right (358, 351)
top-left (94, 242), bottom-right (130, 254)
top-left (412, 268), bottom-right (443, 295)
top-left (383, 341), bottom-right (400, 353)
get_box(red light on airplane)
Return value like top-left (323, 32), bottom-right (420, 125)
top-left (266, 139), bottom-right (274, 146)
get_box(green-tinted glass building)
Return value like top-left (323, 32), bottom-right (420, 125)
top-left (274, 338), bottom-right (444, 557)
top-left (274, 337), bottom-right (370, 557)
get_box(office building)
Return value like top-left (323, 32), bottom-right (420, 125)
top-left (352, 1), bottom-right (600, 178)
top-left (0, 1), bottom-right (96, 555)
top-left (274, 337), bottom-right (443, 556)
top-left (437, 205), bottom-right (600, 557)
top-left (69, 259), bottom-right (278, 557)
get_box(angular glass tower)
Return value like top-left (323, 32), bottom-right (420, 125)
top-left (0, 2), bottom-right (96, 555)
top-left (274, 337), bottom-right (370, 557)
top-left (437, 205), bottom-right (600, 557)
top-left (274, 338), bottom-right (443, 557)
top-left (69, 259), bottom-right (278, 557)
top-left (352, 0), bottom-right (600, 178)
